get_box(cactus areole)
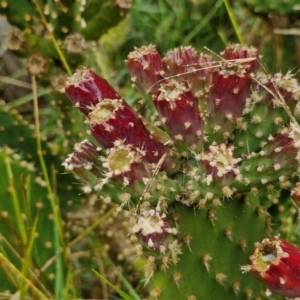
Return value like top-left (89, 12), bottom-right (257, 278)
top-left (64, 44), bottom-right (300, 299)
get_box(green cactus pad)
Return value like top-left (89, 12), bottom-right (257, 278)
top-left (150, 195), bottom-right (267, 299)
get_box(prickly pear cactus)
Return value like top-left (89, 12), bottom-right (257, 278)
top-left (63, 43), bottom-right (300, 299)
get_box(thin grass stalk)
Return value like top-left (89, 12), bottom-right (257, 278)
top-left (31, 0), bottom-right (72, 76)
top-left (63, 267), bottom-right (78, 300)
top-left (68, 207), bottom-right (116, 248)
top-left (0, 234), bottom-right (52, 297)
top-left (4, 159), bottom-right (27, 245)
top-left (0, 254), bottom-right (48, 300)
top-left (182, 0), bottom-right (223, 45)
top-left (6, 89), bottom-right (50, 110)
top-left (31, 74), bottom-right (65, 299)
top-left (0, 246), bottom-right (18, 290)
top-left (20, 208), bottom-right (39, 299)
top-left (93, 247), bottom-right (109, 299)
top-left (223, 0), bottom-right (245, 45)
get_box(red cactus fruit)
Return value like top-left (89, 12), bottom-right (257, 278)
top-left (222, 44), bottom-right (259, 74)
top-left (88, 98), bottom-right (176, 172)
top-left (125, 44), bottom-right (169, 94)
top-left (242, 237), bottom-right (300, 298)
top-left (163, 46), bottom-right (212, 93)
top-left (152, 79), bottom-right (204, 148)
top-left (208, 62), bottom-right (253, 123)
top-left (65, 68), bottom-right (121, 115)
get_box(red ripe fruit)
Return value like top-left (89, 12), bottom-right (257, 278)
top-left (264, 73), bottom-right (300, 112)
top-left (222, 44), bottom-right (259, 74)
top-left (125, 44), bottom-right (169, 94)
top-left (163, 46), bottom-right (212, 93)
top-left (63, 139), bottom-right (102, 183)
top-left (65, 68), bottom-right (121, 116)
top-left (88, 98), bottom-right (176, 172)
top-left (208, 62), bottom-right (253, 123)
top-left (152, 79), bottom-right (204, 148)
top-left (242, 237), bottom-right (300, 298)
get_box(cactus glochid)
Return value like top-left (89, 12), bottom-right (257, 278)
top-left (63, 43), bottom-right (300, 299)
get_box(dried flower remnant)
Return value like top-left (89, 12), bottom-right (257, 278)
top-left (7, 30), bottom-right (25, 51)
top-left (27, 54), bottom-right (47, 76)
top-left (115, 0), bottom-right (132, 9)
top-left (52, 74), bottom-right (68, 93)
top-left (64, 33), bottom-right (86, 53)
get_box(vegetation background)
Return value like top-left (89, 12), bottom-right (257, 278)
top-left (0, 0), bottom-right (300, 299)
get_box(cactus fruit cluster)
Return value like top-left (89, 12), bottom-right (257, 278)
top-left (63, 43), bottom-right (300, 299)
